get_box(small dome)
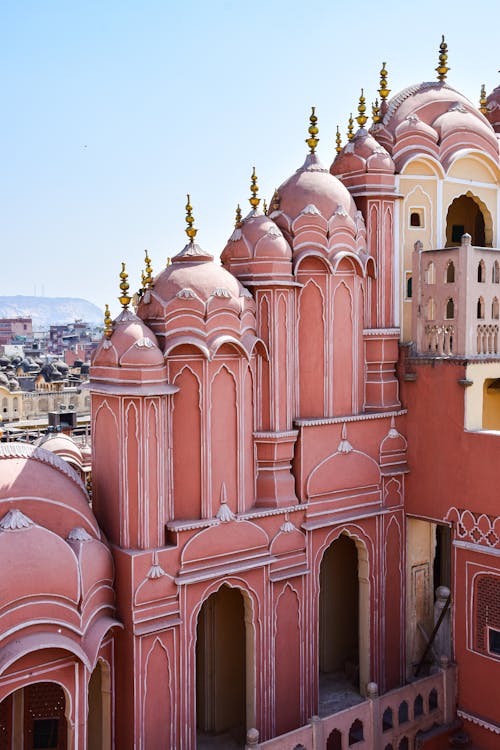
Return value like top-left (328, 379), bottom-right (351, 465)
top-left (35, 432), bottom-right (83, 467)
top-left (92, 309), bottom-right (164, 368)
top-left (276, 152), bottom-right (357, 222)
top-left (0, 442), bottom-right (98, 538)
top-left (432, 104), bottom-right (495, 141)
top-left (394, 113), bottom-right (438, 141)
top-left (150, 242), bottom-right (245, 308)
top-left (222, 210), bottom-right (291, 263)
top-left (331, 129), bottom-right (395, 175)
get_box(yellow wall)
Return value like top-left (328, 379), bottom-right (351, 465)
top-left (465, 361), bottom-right (500, 430)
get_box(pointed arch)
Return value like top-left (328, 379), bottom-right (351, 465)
top-left (210, 365), bottom-right (238, 516)
top-left (143, 638), bottom-right (172, 748)
top-left (172, 366), bottom-right (202, 520)
top-left (298, 279), bottom-right (325, 417)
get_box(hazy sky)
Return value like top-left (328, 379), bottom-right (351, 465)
top-left (2, 0), bottom-right (499, 316)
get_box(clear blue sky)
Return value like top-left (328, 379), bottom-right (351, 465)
top-left (1, 0), bottom-right (499, 316)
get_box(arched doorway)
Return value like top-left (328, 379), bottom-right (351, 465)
top-left (445, 194), bottom-right (491, 247)
top-left (318, 534), bottom-right (370, 712)
top-left (87, 660), bottom-right (111, 750)
top-left (196, 586), bottom-right (249, 747)
top-left (0, 682), bottom-right (68, 749)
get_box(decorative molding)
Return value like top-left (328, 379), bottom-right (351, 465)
top-left (67, 527), bottom-right (93, 542)
top-left (446, 507), bottom-right (500, 549)
top-left (295, 408), bottom-right (407, 427)
top-left (147, 550), bottom-right (167, 579)
top-left (457, 708), bottom-right (500, 734)
top-left (0, 508), bottom-right (34, 530)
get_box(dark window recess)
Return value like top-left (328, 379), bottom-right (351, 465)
top-left (406, 276), bottom-right (412, 299)
top-left (452, 225), bottom-right (465, 243)
top-left (410, 212), bottom-right (421, 227)
top-left (33, 718), bottom-right (59, 749)
top-left (489, 628), bottom-right (500, 655)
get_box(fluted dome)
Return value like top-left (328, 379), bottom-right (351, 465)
top-left (331, 129), bottom-right (395, 175)
top-left (276, 152), bottom-right (357, 223)
top-left (35, 431), bottom-right (84, 467)
top-left (221, 208), bottom-right (292, 282)
top-left (379, 82), bottom-right (498, 155)
top-left (151, 246), bottom-right (245, 307)
top-left (0, 442), bottom-right (98, 538)
top-left (92, 309), bottom-right (164, 369)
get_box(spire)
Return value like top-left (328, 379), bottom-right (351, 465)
top-left (249, 167), bottom-right (260, 209)
top-left (144, 249), bottom-right (153, 288)
top-left (379, 61), bottom-right (390, 103)
top-left (119, 263), bottom-right (131, 309)
top-left (262, 198), bottom-right (268, 215)
top-left (104, 303), bottom-right (113, 338)
top-left (372, 98), bottom-right (381, 125)
top-left (305, 106), bottom-right (319, 153)
top-left (235, 203), bottom-right (242, 228)
top-left (347, 113), bottom-right (354, 141)
top-left (185, 194), bottom-right (197, 242)
top-left (436, 35), bottom-right (449, 82)
top-left (335, 125), bottom-right (342, 154)
top-left (479, 84), bottom-right (488, 115)
top-left (356, 88), bottom-right (368, 128)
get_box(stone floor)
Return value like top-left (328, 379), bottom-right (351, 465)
top-left (197, 726), bottom-right (244, 749)
top-left (196, 672), bottom-right (364, 747)
top-left (318, 670), bottom-right (364, 717)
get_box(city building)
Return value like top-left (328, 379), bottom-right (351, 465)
top-left (0, 38), bottom-right (499, 750)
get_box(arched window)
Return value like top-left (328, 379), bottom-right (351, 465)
top-left (406, 275), bottom-right (412, 299)
top-left (382, 707), bottom-right (393, 731)
top-left (426, 262), bottom-right (436, 285)
top-left (429, 689), bottom-right (438, 711)
top-left (348, 719), bottom-right (364, 745)
top-left (445, 261), bottom-right (455, 283)
top-left (445, 298), bottom-right (455, 319)
top-left (492, 298), bottom-right (499, 320)
top-left (414, 695), bottom-right (424, 718)
top-left (478, 260), bottom-right (486, 283)
top-left (493, 261), bottom-right (500, 284)
top-left (427, 298), bottom-right (436, 321)
top-left (398, 701), bottom-right (409, 724)
top-left (410, 210), bottom-right (423, 227)
top-left (477, 297), bottom-right (485, 319)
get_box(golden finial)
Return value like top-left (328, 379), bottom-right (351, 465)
top-left (335, 125), bottom-right (342, 154)
top-left (379, 62), bottom-right (390, 102)
top-left (144, 249), bottom-right (153, 288)
top-left (185, 194), bottom-right (197, 241)
top-left (104, 304), bottom-right (113, 338)
top-left (347, 113), bottom-right (354, 141)
top-left (269, 189), bottom-right (280, 213)
top-left (479, 84), bottom-right (488, 115)
top-left (119, 262), bottom-right (131, 309)
top-left (306, 106), bottom-right (319, 153)
top-left (263, 198), bottom-right (268, 215)
top-left (436, 35), bottom-right (449, 82)
top-left (356, 89), bottom-right (368, 128)
top-left (166, 256), bottom-right (171, 267)
top-left (372, 98), bottom-right (381, 125)
top-left (249, 167), bottom-right (260, 209)
top-left (235, 203), bottom-right (242, 228)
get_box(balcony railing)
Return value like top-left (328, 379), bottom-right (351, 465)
top-left (246, 663), bottom-right (456, 750)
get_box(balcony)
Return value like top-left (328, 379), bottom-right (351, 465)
top-left (245, 664), bottom-right (456, 750)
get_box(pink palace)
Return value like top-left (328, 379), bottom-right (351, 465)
top-left (2, 38), bottom-right (500, 750)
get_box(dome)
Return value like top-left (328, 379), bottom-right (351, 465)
top-left (35, 431), bottom-right (84, 467)
top-left (331, 128), bottom-right (395, 176)
top-left (221, 206), bottom-right (292, 282)
top-left (0, 442), bottom-right (99, 538)
top-left (0, 511), bottom-right (80, 606)
top-left (92, 308), bottom-right (164, 368)
top-left (276, 152), bottom-right (357, 222)
top-left (151, 251), bottom-right (245, 307)
top-left (381, 81), bottom-right (498, 152)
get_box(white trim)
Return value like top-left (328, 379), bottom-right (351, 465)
top-left (454, 539), bottom-right (500, 557)
top-left (457, 708), bottom-right (500, 734)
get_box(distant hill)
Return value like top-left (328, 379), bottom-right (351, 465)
top-left (0, 296), bottom-right (103, 329)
